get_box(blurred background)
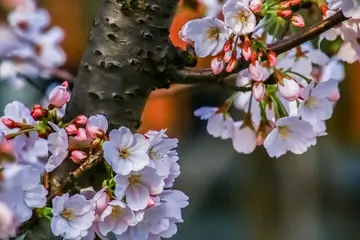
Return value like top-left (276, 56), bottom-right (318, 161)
top-left (1, 0), bottom-right (360, 239)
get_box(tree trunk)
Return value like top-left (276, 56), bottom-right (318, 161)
top-left (65, 0), bottom-right (179, 131)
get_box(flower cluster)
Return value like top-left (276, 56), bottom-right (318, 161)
top-left (186, 0), bottom-right (348, 158)
top-left (0, 0), bottom-right (66, 88)
top-left (0, 82), bottom-right (188, 239)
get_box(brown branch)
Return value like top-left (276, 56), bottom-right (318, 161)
top-left (171, 11), bottom-right (347, 85)
top-left (47, 151), bottom-right (103, 203)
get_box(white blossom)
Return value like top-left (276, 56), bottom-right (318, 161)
top-left (1, 165), bottom-right (47, 223)
top-left (98, 200), bottom-right (136, 236)
top-left (223, 0), bottom-right (256, 35)
top-left (114, 167), bottom-right (164, 211)
top-left (264, 117), bottom-right (317, 158)
top-left (194, 107), bottom-right (234, 139)
top-left (103, 127), bottom-right (150, 175)
top-left (46, 128), bottom-right (68, 172)
top-left (146, 129), bottom-right (178, 177)
top-left (180, 17), bottom-right (229, 57)
top-left (51, 193), bottom-right (95, 240)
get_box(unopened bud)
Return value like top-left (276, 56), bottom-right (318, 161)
top-left (65, 124), bottom-right (78, 135)
top-left (226, 58), bottom-right (238, 72)
top-left (252, 82), bottom-right (265, 101)
top-left (277, 10), bottom-right (293, 18)
top-left (1, 118), bottom-right (16, 129)
top-left (223, 39), bottom-right (233, 52)
top-left (48, 81), bottom-right (71, 108)
top-left (291, 13), bottom-right (305, 27)
top-left (71, 150), bottom-right (87, 164)
top-left (249, 0), bottom-right (262, 13)
top-left (73, 115), bottom-right (88, 125)
top-left (211, 57), bottom-right (224, 75)
top-left (31, 105), bottom-right (47, 120)
top-left (267, 51), bottom-right (277, 66)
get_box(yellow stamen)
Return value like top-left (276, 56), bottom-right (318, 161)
top-left (206, 27), bottom-right (220, 40)
top-left (278, 126), bottom-right (289, 139)
top-left (61, 208), bottom-right (76, 220)
top-left (119, 148), bottom-right (130, 159)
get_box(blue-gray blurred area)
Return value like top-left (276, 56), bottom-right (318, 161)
top-left (1, 1), bottom-right (360, 240)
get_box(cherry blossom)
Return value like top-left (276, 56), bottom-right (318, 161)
top-left (194, 107), bottom-right (234, 139)
top-left (46, 126), bottom-right (68, 172)
top-left (51, 193), bottom-right (95, 239)
top-left (103, 127), bottom-right (150, 175)
top-left (223, 0), bottom-right (256, 35)
top-left (180, 17), bottom-right (229, 57)
top-left (114, 166), bottom-right (164, 211)
top-left (146, 129), bottom-right (178, 176)
top-left (264, 117), bottom-right (317, 158)
top-left (98, 200), bottom-right (137, 236)
top-left (1, 165), bottom-right (47, 223)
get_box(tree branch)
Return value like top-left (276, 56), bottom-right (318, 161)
top-left (172, 11), bottom-right (347, 85)
top-left (47, 151), bottom-right (103, 203)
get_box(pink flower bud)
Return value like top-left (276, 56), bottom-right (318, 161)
top-left (291, 13), bottom-right (305, 27)
top-left (226, 58), bottom-right (238, 72)
top-left (31, 105), bottom-right (47, 120)
top-left (211, 57), bottom-right (224, 75)
top-left (277, 10), bottom-right (292, 18)
top-left (223, 39), bottom-right (233, 52)
top-left (249, 0), bottom-right (262, 13)
top-left (267, 51), bottom-right (277, 66)
top-left (1, 118), bottom-right (16, 129)
top-left (74, 115), bottom-right (88, 125)
top-left (241, 40), bottom-right (251, 61)
top-left (71, 150), bottom-right (87, 164)
top-left (252, 82), bottom-right (265, 101)
top-left (48, 81), bottom-right (70, 108)
top-left (74, 128), bottom-right (88, 141)
top-left (65, 124), bottom-right (78, 135)
top-left (249, 61), bottom-right (264, 82)
top-left (278, 78), bottom-right (300, 101)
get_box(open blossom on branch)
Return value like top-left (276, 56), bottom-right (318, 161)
top-left (180, 17), bottom-right (229, 57)
top-left (1, 165), bottom-right (47, 223)
top-left (51, 193), bottom-right (95, 239)
top-left (103, 126), bottom-right (150, 175)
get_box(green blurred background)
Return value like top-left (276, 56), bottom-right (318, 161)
top-left (1, 1), bottom-right (360, 239)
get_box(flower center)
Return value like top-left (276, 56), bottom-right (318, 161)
top-left (278, 126), bottom-right (289, 139)
top-left (119, 148), bottom-right (130, 159)
top-left (149, 148), bottom-right (163, 161)
top-left (206, 27), bottom-right (220, 40)
top-left (128, 175), bottom-right (141, 186)
top-left (304, 96), bottom-right (317, 109)
top-left (61, 208), bottom-right (76, 220)
top-left (111, 206), bottom-right (122, 217)
top-left (237, 11), bottom-right (248, 23)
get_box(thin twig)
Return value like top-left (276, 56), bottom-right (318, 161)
top-left (172, 11), bottom-right (347, 86)
top-left (47, 151), bottom-right (103, 203)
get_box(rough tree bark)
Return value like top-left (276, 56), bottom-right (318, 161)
top-left (65, 0), bottom-right (180, 131)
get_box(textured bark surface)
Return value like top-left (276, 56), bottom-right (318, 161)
top-left (65, 0), bottom-right (179, 132)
